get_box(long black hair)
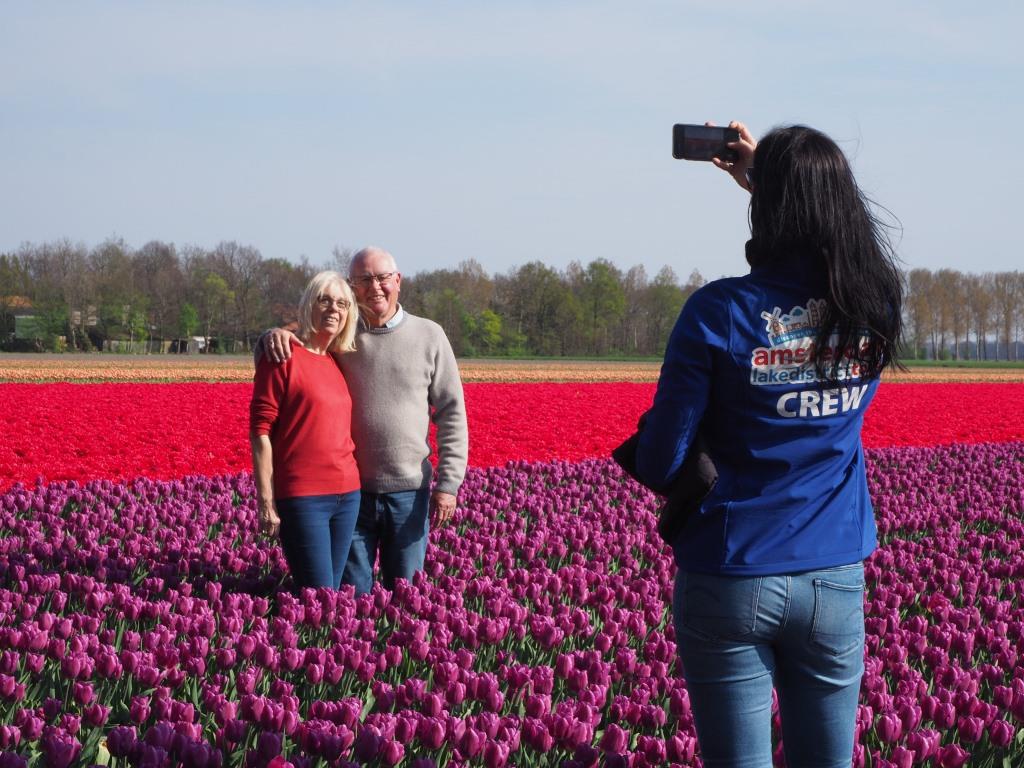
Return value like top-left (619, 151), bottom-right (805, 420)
top-left (746, 125), bottom-right (903, 382)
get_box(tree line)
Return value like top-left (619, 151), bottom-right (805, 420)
top-left (905, 268), bottom-right (1024, 361)
top-left (1, 238), bottom-right (1021, 360)
top-left (0, 238), bottom-right (705, 357)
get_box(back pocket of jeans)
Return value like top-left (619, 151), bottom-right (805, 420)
top-left (810, 578), bottom-right (865, 656)
top-left (678, 572), bottom-right (760, 641)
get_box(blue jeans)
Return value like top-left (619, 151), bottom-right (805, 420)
top-left (276, 491), bottom-right (360, 589)
top-left (342, 488), bottom-right (430, 595)
top-left (673, 563), bottom-right (865, 768)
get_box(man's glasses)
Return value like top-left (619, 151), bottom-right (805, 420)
top-left (350, 272), bottom-right (396, 288)
top-left (316, 296), bottom-right (351, 310)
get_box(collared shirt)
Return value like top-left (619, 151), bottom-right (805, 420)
top-left (360, 305), bottom-right (405, 331)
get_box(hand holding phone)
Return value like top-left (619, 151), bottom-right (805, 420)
top-left (673, 124), bottom-right (740, 162)
top-left (673, 121), bottom-right (757, 192)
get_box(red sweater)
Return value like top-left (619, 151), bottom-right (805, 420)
top-left (250, 347), bottom-right (360, 499)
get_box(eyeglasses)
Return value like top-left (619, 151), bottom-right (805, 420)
top-left (744, 167), bottom-right (755, 190)
top-left (316, 296), bottom-right (351, 310)
top-left (350, 272), bottom-right (396, 288)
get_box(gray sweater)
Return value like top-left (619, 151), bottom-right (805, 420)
top-left (336, 312), bottom-right (468, 495)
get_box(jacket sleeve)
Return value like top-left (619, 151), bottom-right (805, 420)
top-left (428, 327), bottom-right (469, 495)
top-left (636, 286), bottom-right (727, 490)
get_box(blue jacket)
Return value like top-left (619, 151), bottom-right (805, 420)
top-left (636, 258), bottom-right (878, 575)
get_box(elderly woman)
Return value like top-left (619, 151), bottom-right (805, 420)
top-left (250, 271), bottom-right (360, 589)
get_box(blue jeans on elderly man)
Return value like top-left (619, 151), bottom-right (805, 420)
top-left (674, 563), bottom-right (865, 768)
top-left (342, 487), bottom-right (431, 596)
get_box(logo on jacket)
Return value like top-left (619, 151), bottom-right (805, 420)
top-left (750, 299), bottom-right (864, 386)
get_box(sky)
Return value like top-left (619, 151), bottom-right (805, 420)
top-left (1, 2), bottom-right (1021, 282)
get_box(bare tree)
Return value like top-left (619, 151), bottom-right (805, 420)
top-left (643, 266), bottom-right (686, 355)
top-left (966, 273), bottom-right (995, 360)
top-left (1015, 272), bottom-right (1024, 361)
top-left (936, 269), bottom-right (967, 360)
top-left (992, 271), bottom-right (1021, 360)
top-left (258, 256), bottom-right (316, 327)
top-left (330, 245), bottom-right (353, 277)
top-left (906, 269), bottom-right (934, 359)
top-left (209, 241), bottom-right (264, 350)
top-left (134, 241), bottom-right (184, 348)
top-left (619, 265), bottom-right (648, 354)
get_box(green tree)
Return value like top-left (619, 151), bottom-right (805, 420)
top-left (134, 241), bottom-right (185, 345)
top-left (578, 258), bottom-right (626, 355)
top-left (89, 238), bottom-right (135, 345)
top-left (198, 272), bottom-right (235, 351)
top-left (644, 267), bottom-right (686, 354)
top-left (33, 299), bottom-right (70, 351)
top-left (257, 257), bottom-right (315, 327)
top-left (469, 309), bottom-right (503, 355)
top-left (0, 253), bottom-right (31, 343)
top-left (127, 308), bottom-right (149, 353)
top-left (496, 261), bottom-right (575, 355)
top-left (179, 302), bottom-right (199, 338)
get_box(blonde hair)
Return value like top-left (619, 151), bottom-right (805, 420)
top-left (297, 271), bottom-right (357, 353)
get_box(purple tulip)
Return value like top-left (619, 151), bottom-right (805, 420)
top-left (82, 703), bottom-right (111, 728)
top-left (256, 731), bottom-right (282, 762)
top-left (380, 739), bottom-right (405, 766)
top-left (874, 712), bottom-right (902, 743)
top-left (353, 726), bottom-right (383, 762)
top-left (130, 743), bottom-right (170, 768)
top-left (957, 715), bottom-right (985, 743)
top-left (0, 728), bottom-right (20, 750)
top-left (181, 740), bottom-right (221, 768)
top-left (39, 728), bottom-right (81, 768)
top-left (0, 752), bottom-right (28, 768)
top-left (418, 718), bottom-right (445, 750)
top-left (71, 682), bottom-right (94, 707)
top-left (936, 743), bottom-right (971, 768)
top-left (933, 701), bottom-right (957, 729)
top-left (599, 723), bottom-right (629, 753)
top-left (106, 726), bottom-right (137, 758)
top-left (40, 698), bottom-right (62, 723)
top-left (12, 712), bottom-right (42, 742)
top-left (459, 727), bottom-right (484, 758)
top-left (522, 719), bottom-right (554, 752)
top-left (569, 744), bottom-right (597, 767)
top-left (666, 733), bottom-right (696, 763)
top-left (58, 715), bottom-right (80, 737)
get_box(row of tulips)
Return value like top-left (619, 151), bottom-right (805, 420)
top-left (3, 383), bottom-right (1024, 493)
top-left (3, 359), bottom-right (1023, 385)
top-left (0, 360), bottom-right (669, 385)
top-left (0, 441), bottom-right (1022, 765)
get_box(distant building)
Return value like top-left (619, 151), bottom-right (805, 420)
top-left (3, 296), bottom-right (38, 340)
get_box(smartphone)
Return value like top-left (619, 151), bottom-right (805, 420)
top-left (673, 124), bottom-right (739, 162)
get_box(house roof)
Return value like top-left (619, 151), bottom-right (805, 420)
top-left (1, 296), bottom-right (33, 312)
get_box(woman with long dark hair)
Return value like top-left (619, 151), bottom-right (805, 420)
top-left (636, 122), bottom-right (902, 766)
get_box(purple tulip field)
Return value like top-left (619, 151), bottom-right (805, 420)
top-left (2, 380), bottom-right (1024, 766)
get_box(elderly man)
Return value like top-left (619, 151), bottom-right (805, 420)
top-left (264, 246), bottom-right (468, 594)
